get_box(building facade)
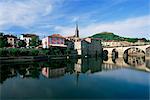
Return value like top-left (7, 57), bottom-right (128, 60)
top-left (20, 34), bottom-right (39, 47)
top-left (65, 24), bottom-right (102, 57)
top-left (5, 34), bottom-right (17, 48)
top-left (42, 34), bottom-right (67, 48)
top-left (81, 38), bottom-right (102, 57)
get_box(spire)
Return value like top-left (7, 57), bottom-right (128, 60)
top-left (75, 22), bottom-right (79, 37)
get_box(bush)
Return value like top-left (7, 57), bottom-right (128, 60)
top-left (29, 49), bottom-right (39, 56)
top-left (40, 49), bottom-right (50, 55)
top-left (20, 49), bottom-right (29, 56)
top-left (0, 48), bottom-right (8, 56)
top-left (8, 48), bottom-right (20, 56)
top-left (0, 47), bottom-right (67, 57)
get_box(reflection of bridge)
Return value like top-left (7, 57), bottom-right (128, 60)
top-left (103, 45), bottom-right (150, 57)
top-left (103, 57), bottom-right (150, 72)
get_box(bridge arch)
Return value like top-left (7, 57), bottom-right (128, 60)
top-left (103, 45), bottom-right (150, 57)
top-left (103, 50), bottom-right (108, 56)
top-left (146, 46), bottom-right (150, 56)
top-left (123, 47), bottom-right (145, 56)
top-left (112, 49), bottom-right (118, 58)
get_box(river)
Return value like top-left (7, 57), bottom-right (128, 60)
top-left (0, 56), bottom-right (150, 99)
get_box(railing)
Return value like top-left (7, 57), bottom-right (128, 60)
top-left (103, 44), bottom-right (150, 48)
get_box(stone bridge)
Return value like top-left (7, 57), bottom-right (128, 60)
top-left (103, 45), bottom-right (150, 57)
top-left (103, 57), bottom-right (150, 72)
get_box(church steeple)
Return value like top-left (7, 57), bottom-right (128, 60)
top-left (75, 22), bottom-right (79, 37)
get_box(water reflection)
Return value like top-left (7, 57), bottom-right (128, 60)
top-left (124, 56), bottom-right (145, 67)
top-left (0, 56), bottom-right (149, 85)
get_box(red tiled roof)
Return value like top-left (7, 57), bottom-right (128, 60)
top-left (48, 34), bottom-right (64, 38)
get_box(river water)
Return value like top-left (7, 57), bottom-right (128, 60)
top-left (0, 56), bottom-right (150, 99)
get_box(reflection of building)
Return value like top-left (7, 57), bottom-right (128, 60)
top-left (5, 34), bottom-right (17, 47)
top-left (65, 24), bottom-right (102, 57)
top-left (103, 56), bottom-right (150, 72)
top-left (74, 58), bottom-right (102, 74)
top-left (42, 67), bottom-right (66, 78)
top-left (42, 34), bottom-right (67, 48)
top-left (74, 59), bottom-right (82, 73)
top-left (20, 34), bottom-right (39, 47)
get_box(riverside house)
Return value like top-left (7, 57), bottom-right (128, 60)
top-left (20, 34), bottom-right (39, 47)
top-left (5, 34), bottom-right (17, 48)
top-left (65, 37), bottom-right (102, 57)
top-left (42, 34), bottom-right (67, 48)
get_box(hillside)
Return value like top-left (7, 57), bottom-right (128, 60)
top-left (91, 32), bottom-right (148, 43)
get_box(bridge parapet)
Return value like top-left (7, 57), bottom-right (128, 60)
top-left (103, 45), bottom-right (150, 57)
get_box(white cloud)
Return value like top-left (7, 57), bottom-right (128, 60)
top-left (55, 15), bottom-right (150, 39)
top-left (0, 0), bottom-right (53, 30)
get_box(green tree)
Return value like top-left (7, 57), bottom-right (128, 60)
top-left (0, 32), bottom-right (4, 36)
top-left (18, 40), bottom-right (27, 47)
top-left (0, 33), bottom-right (8, 48)
top-left (127, 38), bottom-right (138, 43)
top-left (29, 36), bottom-right (39, 47)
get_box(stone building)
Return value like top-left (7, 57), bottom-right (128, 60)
top-left (5, 34), bottom-right (17, 48)
top-left (81, 38), bottom-right (102, 57)
top-left (65, 24), bottom-right (102, 57)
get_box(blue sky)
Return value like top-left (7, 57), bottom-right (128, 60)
top-left (0, 0), bottom-right (149, 39)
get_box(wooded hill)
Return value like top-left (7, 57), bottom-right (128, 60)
top-left (91, 32), bottom-right (149, 42)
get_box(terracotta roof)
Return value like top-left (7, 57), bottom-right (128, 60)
top-left (48, 34), bottom-right (64, 38)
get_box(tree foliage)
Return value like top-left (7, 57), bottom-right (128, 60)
top-left (18, 40), bottom-right (27, 47)
top-left (91, 32), bottom-right (149, 42)
top-left (0, 33), bottom-right (8, 48)
top-left (29, 36), bottom-right (39, 47)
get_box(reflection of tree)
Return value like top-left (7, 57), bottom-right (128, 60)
top-left (0, 62), bottom-right (42, 84)
top-left (0, 58), bottom-right (104, 84)
top-left (0, 66), bottom-right (17, 84)
top-left (66, 59), bottom-right (77, 74)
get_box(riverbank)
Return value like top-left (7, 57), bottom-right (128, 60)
top-left (0, 48), bottom-right (67, 57)
top-left (0, 55), bottom-right (69, 63)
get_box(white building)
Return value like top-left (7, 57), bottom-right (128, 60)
top-left (20, 34), bottom-right (39, 47)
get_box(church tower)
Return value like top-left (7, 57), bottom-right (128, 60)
top-left (75, 22), bottom-right (79, 38)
